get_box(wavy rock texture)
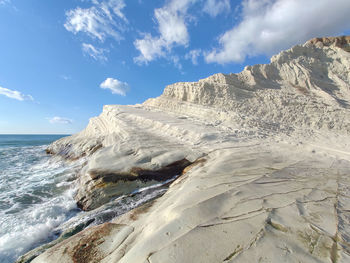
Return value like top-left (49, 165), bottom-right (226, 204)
top-left (36, 36), bottom-right (350, 262)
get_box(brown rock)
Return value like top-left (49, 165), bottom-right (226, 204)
top-left (76, 159), bottom-right (192, 211)
top-left (32, 223), bottom-right (133, 263)
top-left (307, 35), bottom-right (350, 51)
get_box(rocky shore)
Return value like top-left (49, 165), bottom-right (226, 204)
top-left (20, 36), bottom-right (350, 262)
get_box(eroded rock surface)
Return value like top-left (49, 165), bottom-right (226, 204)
top-left (110, 144), bottom-right (350, 263)
top-left (76, 158), bottom-right (192, 210)
top-left (32, 223), bottom-right (133, 263)
top-left (35, 36), bottom-right (350, 262)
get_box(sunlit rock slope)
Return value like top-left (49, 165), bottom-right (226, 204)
top-left (36, 36), bottom-right (350, 263)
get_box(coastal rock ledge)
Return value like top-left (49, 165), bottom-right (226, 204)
top-left (28, 36), bottom-right (350, 262)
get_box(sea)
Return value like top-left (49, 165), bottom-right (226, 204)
top-left (0, 134), bottom-right (170, 263)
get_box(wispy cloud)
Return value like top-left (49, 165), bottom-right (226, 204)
top-left (64, 0), bottom-right (127, 42)
top-left (100, 77), bottom-right (129, 96)
top-left (203, 0), bottom-right (230, 17)
top-left (60, 75), bottom-right (71, 81)
top-left (0, 0), bottom-right (10, 5)
top-left (185, 49), bottom-right (201, 65)
top-left (134, 0), bottom-right (195, 65)
top-left (82, 43), bottom-right (108, 61)
top-left (48, 116), bottom-right (73, 124)
top-left (133, 0), bottom-right (233, 66)
top-left (205, 0), bottom-right (350, 64)
top-left (0, 86), bottom-right (33, 101)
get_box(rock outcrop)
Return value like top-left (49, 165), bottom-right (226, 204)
top-left (34, 36), bottom-right (350, 262)
top-left (307, 35), bottom-right (350, 50)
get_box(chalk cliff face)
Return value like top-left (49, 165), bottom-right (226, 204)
top-left (34, 36), bottom-right (350, 263)
top-left (146, 36), bottom-right (350, 134)
top-left (49, 35), bottom-right (350, 160)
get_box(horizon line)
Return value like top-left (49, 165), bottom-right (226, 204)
top-left (0, 133), bottom-right (72, 135)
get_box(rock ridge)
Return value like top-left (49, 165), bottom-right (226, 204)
top-left (28, 35), bottom-right (350, 263)
top-left (306, 35), bottom-right (350, 51)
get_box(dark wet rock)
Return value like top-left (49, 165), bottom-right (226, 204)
top-left (76, 158), bottom-right (192, 211)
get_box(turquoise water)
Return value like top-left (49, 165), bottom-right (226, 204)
top-left (0, 135), bottom-right (81, 263)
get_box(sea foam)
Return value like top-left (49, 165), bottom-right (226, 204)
top-left (0, 143), bottom-right (81, 263)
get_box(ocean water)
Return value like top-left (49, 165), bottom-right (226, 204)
top-left (0, 135), bottom-right (173, 263)
top-left (0, 135), bottom-right (81, 263)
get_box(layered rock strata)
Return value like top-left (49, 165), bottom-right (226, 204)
top-left (33, 36), bottom-right (350, 262)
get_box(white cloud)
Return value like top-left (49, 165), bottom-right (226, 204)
top-left (0, 86), bottom-right (33, 101)
top-left (205, 0), bottom-right (350, 64)
top-left (82, 43), bottom-right (108, 61)
top-left (49, 117), bottom-right (73, 124)
top-left (171, 55), bottom-right (183, 70)
top-left (108, 0), bottom-right (127, 21)
top-left (100, 77), bottom-right (129, 96)
top-left (64, 0), bottom-right (127, 42)
top-left (134, 34), bottom-right (165, 62)
top-left (0, 0), bottom-right (10, 5)
top-left (185, 49), bottom-right (201, 65)
top-left (203, 0), bottom-right (230, 17)
top-left (134, 0), bottom-right (196, 64)
top-left (60, 75), bottom-right (71, 80)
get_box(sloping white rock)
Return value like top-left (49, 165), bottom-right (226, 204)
top-left (109, 143), bottom-right (350, 263)
top-left (36, 36), bottom-right (350, 262)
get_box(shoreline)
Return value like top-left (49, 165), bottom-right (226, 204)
top-left (19, 36), bottom-right (350, 262)
top-left (16, 159), bottom-right (185, 263)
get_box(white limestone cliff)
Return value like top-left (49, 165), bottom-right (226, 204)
top-left (33, 36), bottom-right (350, 263)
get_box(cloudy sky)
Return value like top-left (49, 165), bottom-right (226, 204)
top-left (0, 0), bottom-right (350, 134)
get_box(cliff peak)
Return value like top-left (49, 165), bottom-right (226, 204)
top-left (306, 35), bottom-right (350, 51)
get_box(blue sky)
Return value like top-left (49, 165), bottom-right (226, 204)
top-left (0, 0), bottom-right (350, 134)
